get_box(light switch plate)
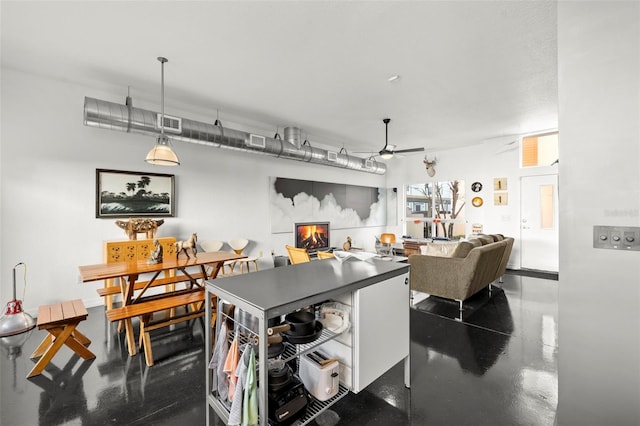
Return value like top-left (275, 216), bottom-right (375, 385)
top-left (593, 226), bottom-right (640, 251)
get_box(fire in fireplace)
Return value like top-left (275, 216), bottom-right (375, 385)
top-left (295, 222), bottom-right (330, 252)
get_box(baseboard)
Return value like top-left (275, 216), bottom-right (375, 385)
top-left (506, 268), bottom-right (559, 281)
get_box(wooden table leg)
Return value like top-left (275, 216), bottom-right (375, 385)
top-left (30, 334), bottom-right (55, 359)
top-left (28, 323), bottom-right (77, 378)
top-left (124, 318), bottom-right (137, 356)
top-left (71, 329), bottom-right (91, 347)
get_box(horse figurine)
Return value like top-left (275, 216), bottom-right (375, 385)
top-left (176, 233), bottom-right (198, 258)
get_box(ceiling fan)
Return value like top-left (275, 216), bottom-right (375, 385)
top-left (374, 118), bottom-right (425, 160)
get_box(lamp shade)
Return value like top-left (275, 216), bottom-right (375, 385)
top-left (145, 136), bottom-right (180, 166)
top-left (379, 149), bottom-right (394, 160)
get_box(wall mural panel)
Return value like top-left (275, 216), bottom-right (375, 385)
top-left (270, 177), bottom-right (396, 233)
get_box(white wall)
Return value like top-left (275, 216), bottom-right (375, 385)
top-left (386, 137), bottom-right (558, 269)
top-left (557, 2), bottom-right (640, 425)
top-left (0, 69), bottom-right (386, 311)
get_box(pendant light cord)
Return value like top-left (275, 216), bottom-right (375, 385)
top-left (158, 57), bottom-right (167, 139)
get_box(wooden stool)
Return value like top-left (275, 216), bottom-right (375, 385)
top-left (28, 299), bottom-right (95, 378)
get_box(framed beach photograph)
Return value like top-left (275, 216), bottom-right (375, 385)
top-left (96, 169), bottom-right (175, 218)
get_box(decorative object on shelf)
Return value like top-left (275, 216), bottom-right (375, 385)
top-left (472, 197), bottom-right (484, 207)
top-left (96, 169), bottom-right (175, 218)
top-left (176, 233), bottom-right (198, 258)
top-left (471, 182), bottom-right (483, 192)
top-left (342, 236), bottom-right (352, 251)
top-left (494, 192), bottom-right (508, 206)
top-left (493, 177), bottom-right (507, 191)
top-left (471, 223), bottom-right (483, 234)
top-left (146, 239), bottom-right (164, 264)
top-left (423, 156), bottom-right (437, 177)
top-left (115, 217), bottom-right (165, 240)
top-left (0, 262), bottom-right (36, 338)
top-left (145, 56), bottom-right (180, 166)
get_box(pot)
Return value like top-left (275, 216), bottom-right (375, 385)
top-left (268, 361), bottom-right (292, 392)
top-left (268, 310), bottom-right (317, 336)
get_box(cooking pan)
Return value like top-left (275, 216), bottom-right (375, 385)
top-left (268, 321), bottom-right (323, 345)
top-left (268, 310), bottom-right (317, 336)
top-left (251, 335), bottom-right (286, 359)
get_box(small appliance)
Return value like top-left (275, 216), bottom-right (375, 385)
top-left (267, 374), bottom-right (309, 425)
top-left (299, 350), bottom-right (340, 401)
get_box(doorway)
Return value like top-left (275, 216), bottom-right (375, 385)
top-left (520, 174), bottom-right (559, 272)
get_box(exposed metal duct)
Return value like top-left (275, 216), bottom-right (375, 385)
top-left (83, 97), bottom-right (386, 175)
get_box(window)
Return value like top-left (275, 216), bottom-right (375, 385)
top-left (405, 180), bottom-right (466, 240)
top-left (521, 131), bottom-right (559, 168)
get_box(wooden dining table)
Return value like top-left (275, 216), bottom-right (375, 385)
top-left (78, 251), bottom-right (246, 356)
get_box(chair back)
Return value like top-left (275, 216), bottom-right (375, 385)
top-left (316, 251), bottom-right (335, 260)
top-left (286, 245), bottom-right (311, 264)
top-left (380, 233), bottom-right (396, 244)
top-left (228, 238), bottom-right (249, 255)
top-left (200, 240), bottom-right (224, 252)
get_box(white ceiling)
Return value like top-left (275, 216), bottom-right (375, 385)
top-left (1, 1), bottom-right (558, 156)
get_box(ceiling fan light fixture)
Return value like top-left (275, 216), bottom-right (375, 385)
top-left (145, 56), bottom-right (179, 166)
top-left (379, 149), bottom-right (394, 160)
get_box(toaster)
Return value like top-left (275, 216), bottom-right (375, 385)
top-left (299, 350), bottom-right (339, 401)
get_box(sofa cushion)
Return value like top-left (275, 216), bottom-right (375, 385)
top-left (491, 234), bottom-right (504, 241)
top-left (419, 241), bottom-right (459, 257)
top-left (451, 240), bottom-right (479, 258)
top-left (477, 235), bottom-right (494, 245)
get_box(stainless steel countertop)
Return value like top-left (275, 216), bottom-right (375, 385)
top-left (205, 258), bottom-right (409, 318)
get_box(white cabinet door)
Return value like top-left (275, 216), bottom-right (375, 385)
top-left (352, 272), bottom-right (410, 393)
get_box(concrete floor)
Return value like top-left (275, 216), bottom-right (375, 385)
top-left (0, 271), bottom-right (557, 425)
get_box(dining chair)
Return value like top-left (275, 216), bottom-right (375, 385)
top-left (200, 240), bottom-right (234, 276)
top-left (228, 238), bottom-right (258, 273)
top-left (316, 251), bottom-right (335, 260)
top-left (286, 245), bottom-right (311, 264)
top-left (380, 233), bottom-right (397, 256)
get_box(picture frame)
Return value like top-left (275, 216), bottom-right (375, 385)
top-left (96, 169), bottom-right (175, 218)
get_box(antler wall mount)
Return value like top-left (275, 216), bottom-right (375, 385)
top-left (423, 156), bottom-right (437, 177)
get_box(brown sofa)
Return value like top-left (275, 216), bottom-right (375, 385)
top-left (408, 234), bottom-right (514, 310)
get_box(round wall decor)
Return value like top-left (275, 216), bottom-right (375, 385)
top-left (471, 182), bottom-right (483, 192)
top-left (472, 196), bottom-right (484, 207)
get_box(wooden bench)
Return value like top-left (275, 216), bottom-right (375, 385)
top-left (105, 289), bottom-right (215, 366)
top-left (96, 272), bottom-right (206, 298)
top-left (28, 299), bottom-right (95, 378)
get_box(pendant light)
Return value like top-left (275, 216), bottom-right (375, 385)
top-left (145, 57), bottom-right (180, 166)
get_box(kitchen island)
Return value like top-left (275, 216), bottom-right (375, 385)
top-left (205, 257), bottom-right (411, 426)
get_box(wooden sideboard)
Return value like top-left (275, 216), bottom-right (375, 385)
top-left (102, 237), bottom-right (176, 309)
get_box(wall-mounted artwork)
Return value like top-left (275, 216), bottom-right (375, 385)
top-left (494, 192), bottom-right (508, 206)
top-left (493, 177), bottom-right (508, 191)
top-left (269, 177), bottom-right (394, 233)
top-left (96, 169), bottom-right (175, 218)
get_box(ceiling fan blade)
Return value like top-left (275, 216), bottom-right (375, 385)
top-left (393, 147), bottom-right (425, 154)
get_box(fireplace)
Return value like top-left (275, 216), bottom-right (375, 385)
top-left (295, 222), bottom-right (330, 253)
